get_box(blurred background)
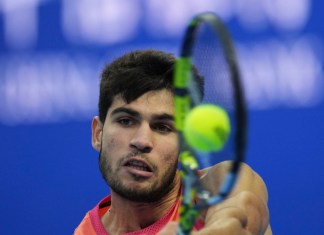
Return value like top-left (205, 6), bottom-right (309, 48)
top-left (0, 0), bottom-right (323, 234)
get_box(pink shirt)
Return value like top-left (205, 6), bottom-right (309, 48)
top-left (74, 194), bottom-right (203, 235)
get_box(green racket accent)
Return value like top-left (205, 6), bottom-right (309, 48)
top-left (178, 151), bottom-right (200, 234)
top-left (174, 57), bottom-right (192, 88)
top-left (174, 96), bottom-right (190, 132)
top-left (173, 33), bottom-right (203, 235)
top-left (179, 203), bottom-right (199, 234)
top-left (174, 57), bottom-right (192, 131)
top-left (179, 151), bottom-right (198, 169)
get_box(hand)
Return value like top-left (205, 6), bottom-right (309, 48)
top-left (200, 191), bottom-right (267, 235)
top-left (158, 193), bottom-right (264, 235)
top-left (157, 202), bottom-right (252, 235)
top-left (199, 162), bottom-right (270, 235)
top-left (158, 210), bottom-right (251, 235)
top-left (158, 163), bottom-right (271, 235)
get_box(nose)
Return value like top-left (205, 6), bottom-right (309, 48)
top-left (129, 123), bottom-right (153, 153)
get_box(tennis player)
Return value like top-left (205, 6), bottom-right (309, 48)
top-left (74, 50), bottom-right (272, 235)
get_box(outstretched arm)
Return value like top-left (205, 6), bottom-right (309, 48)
top-left (159, 162), bottom-right (272, 235)
top-left (199, 162), bottom-right (271, 235)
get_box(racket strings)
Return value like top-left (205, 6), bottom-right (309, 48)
top-left (192, 26), bottom-right (234, 111)
top-left (176, 13), bottom-right (246, 235)
top-left (189, 22), bottom-right (238, 180)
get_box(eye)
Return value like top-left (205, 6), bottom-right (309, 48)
top-left (153, 123), bottom-right (174, 134)
top-left (117, 117), bottom-right (135, 126)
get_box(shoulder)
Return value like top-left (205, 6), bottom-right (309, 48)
top-left (74, 212), bottom-right (97, 235)
top-left (74, 195), bottom-right (112, 235)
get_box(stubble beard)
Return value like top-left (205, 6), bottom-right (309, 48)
top-left (99, 150), bottom-right (178, 203)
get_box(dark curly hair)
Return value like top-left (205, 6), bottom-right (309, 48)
top-left (98, 49), bottom-right (203, 123)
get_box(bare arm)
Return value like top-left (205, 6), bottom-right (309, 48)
top-left (159, 162), bottom-right (272, 235)
top-left (199, 162), bottom-right (271, 235)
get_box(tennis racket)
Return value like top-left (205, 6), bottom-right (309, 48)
top-left (173, 12), bottom-right (247, 235)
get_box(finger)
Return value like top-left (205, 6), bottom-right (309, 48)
top-left (198, 217), bottom-right (251, 235)
top-left (205, 191), bottom-right (268, 234)
top-left (227, 191), bottom-right (268, 234)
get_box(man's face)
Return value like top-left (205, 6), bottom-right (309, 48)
top-left (98, 89), bottom-right (179, 202)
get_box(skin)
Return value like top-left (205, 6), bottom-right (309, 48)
top-left (92, 89), bottom-right (272, 235)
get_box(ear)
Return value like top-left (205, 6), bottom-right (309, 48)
top-left (91, 116), bottom-right (103, 152)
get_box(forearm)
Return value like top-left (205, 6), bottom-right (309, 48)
top-left (202, 162), bottom-right (271, 235)
top-left (159, 162), bottom-right (272, 235)
top-left (230, 163), bottom-right (268, 203)
top-left (232, 163), bottom-right (270, 234)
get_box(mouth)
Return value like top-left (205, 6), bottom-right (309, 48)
top-left (124, 159), bottom-right (153, 172)
top-left (123, 158), bottom-right (154, 178)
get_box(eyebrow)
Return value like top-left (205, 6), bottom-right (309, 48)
top-left (110, 107), bottom-right (174, 121)
top-left (110, 107), bottom-right (140, 118)
top-left (153, 113), bottom-right (174, 122)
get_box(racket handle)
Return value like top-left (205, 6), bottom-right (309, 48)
top-left (177, 206), bottom-right (198, 235)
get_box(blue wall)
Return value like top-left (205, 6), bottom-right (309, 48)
top-left (0, 1), bottom-right (323, 234)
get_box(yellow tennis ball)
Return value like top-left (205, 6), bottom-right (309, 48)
top-left (183, 104), bottom-right (230, 152)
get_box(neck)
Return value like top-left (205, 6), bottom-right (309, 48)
top-left (101, 173), bottom-right (181, 235)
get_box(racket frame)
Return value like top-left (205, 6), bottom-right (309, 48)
top-left (173, 12), bottom-right (247, 235)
